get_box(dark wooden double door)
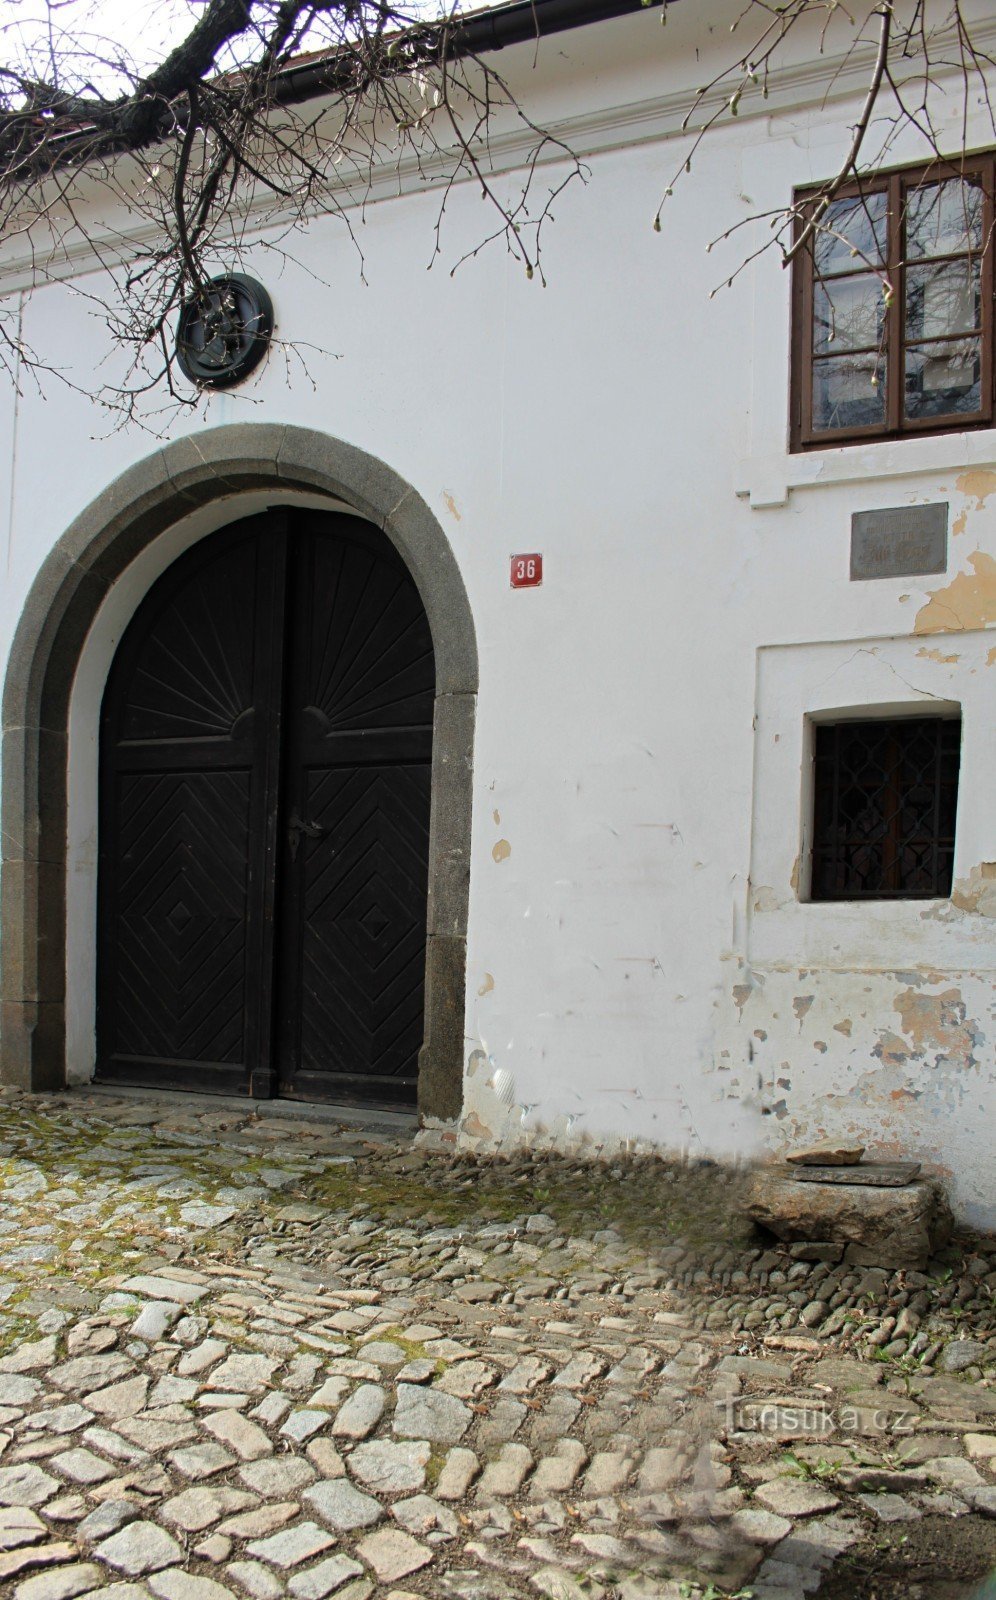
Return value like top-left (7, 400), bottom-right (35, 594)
top-left (96, 509), bottom-right (435, 1107)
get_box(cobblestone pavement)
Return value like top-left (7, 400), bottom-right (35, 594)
top-left (0, 1088), bottom-right (994, 1600)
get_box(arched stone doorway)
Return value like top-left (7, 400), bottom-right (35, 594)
top-left (1, 426), bottom-right (476, 1121)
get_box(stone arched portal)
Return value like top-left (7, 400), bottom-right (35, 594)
top-left (1, 425), bottom-right (477, 1120)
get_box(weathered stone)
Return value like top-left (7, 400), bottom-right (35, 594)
top-left (353, 1529), bottom-right (432, 1584)
top-left (729, 1507), bottom-right (793, 1544)
top-left (754, 1479), bottom-right (840, 1517)
top-left (330, 1385), bottom-right (385, 1441)
top-left (354, 1342), bottom-right (406, 1368)
top-left (177, 1341), bottom-right (228, 1378)
top-left (149, 1572), bottom-right (240, 1600)
top-left (393, 1385), bottom-right (471, 1445)
top-left (0, 1376), bottom-right (42, 1406)
top-left (225, 1561), bottom-right (284, 1600)
top-left (435, 1363), bottom-right (496, 1400)
top-left (160, 1487), bottom-right (258, 1533)
top-left (0, 1339), bottom-right (59, 1376)
top-left (435, 1448), bottom-right (479, 1501)
top-left (130, 1302), bottom-right (182, 1342)
top-left (581, 1451), bottom-right (634, 1496)
top-left (22, 1407), bottom-right (92, 1438)
top-left (309, 1380), bottom-right (351, 1410)
top-left (855, 1492), bottom-right (920, 1522)
top-left (217, 1505), bottom-right (298, 1540)
top-left (529, 1569), bottom-right (606, 1600)
top-left (239, 1458), bottom-right (316, 1497)
top-left (245, 1523), bottom-right (336, 1570)
top-left (207, 1357), bottom-right (278, 1395)
top-left (786, 1142), bottom-right (866, 1166)
top-left (0, 1466), bottom-right (59, 1508)
top-left (76, 1502), bottom-right (139, 1545)
top-left (287, 1556), bottom-right (364, 1599)
top-left (347, 1440), bottom-right (430, 1494)
top-left (49, 1356), bottom-right (135, 1395)
top-left (13, 1562), bottom-right (104, 1600)
top-left (84, 1378), bottom-right (149, 1421)
top-left (96, 1521), bottom-right (184, 1576)
top-left (303, 1479), bottom-right (383, 1532)
top-left (743, 1170), bottom-right (952, 1269)
top-left (938, 1340), bottom-right (988, 1373)
top-left (529, 1441), bottom-right (586, 1499)
top-left (391, 1495), bottom-right (458, 1538)
top-left (202, 1412), bottom-right (273, 1462)
top-left (0, 1507), bottom-right (48, 1550)
top-left (170, 1443), bottom-right (236, 1481)
top-left (281, 1411), bottom-right (327, 1443)
top-left (477, 1444), bottom-right (533, 1500)
top-left (121, 1276), bottom-right (206, 1305)
top-left (51, 1449), bottom-right (116, 1487)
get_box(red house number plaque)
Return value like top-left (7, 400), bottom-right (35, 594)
top-left (510, 553), bottom-right (543, 589)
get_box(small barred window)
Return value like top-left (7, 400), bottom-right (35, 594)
top-left (811, 716), bottom-right (961, 901)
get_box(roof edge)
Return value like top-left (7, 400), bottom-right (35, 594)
top-left (276, 0), bottom-right (666, 106)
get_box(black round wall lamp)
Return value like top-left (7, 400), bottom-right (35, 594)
top-left (175, 274), bottom-right (274, 388)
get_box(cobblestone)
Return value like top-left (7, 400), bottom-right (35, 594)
top-left (0, 1089), bottom-right (992, 1599)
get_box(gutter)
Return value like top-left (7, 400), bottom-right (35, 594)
top-left (276, 0), bottom-right (667, 106)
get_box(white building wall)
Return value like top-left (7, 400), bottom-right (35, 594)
top-left (2, 4), bottom-right (995, 1225)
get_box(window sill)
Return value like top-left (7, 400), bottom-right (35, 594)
top-left (735, 427), bottom-right (996, 509)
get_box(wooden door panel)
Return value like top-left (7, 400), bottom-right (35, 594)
top-left (111, 769), bottom-right (251, 1068)
top-left (277, 518), bottom-right (435, 1106)
top-left (97, 521), bottom-right (283, 1094)
top-left (292, 764), bottom-right (431, 1099)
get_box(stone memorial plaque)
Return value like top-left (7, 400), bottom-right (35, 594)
top-left (850, 503), bottom-right (947, 581)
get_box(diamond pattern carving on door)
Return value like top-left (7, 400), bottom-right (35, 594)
top-left (276, 514), bottom-right (435, 1106)
top-left (114, 771), bottom-right (249, 1064)
top-left (97, 521), bottom-right (274, 1094)
top-left (298, 765), bottom-right (431, 1088)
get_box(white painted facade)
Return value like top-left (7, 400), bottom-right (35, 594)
top-left (2, 2), bottom-right (996, 1225)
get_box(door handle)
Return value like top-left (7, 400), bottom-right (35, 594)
top-left (288, 810), bottom-right (325, 861)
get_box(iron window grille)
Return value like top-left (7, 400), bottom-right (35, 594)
top-left (810, 716), bottom-right (961, 901)
top-left (791, 154), bottom-right (996, 450)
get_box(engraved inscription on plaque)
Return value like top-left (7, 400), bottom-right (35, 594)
top-left (850, 503), bottom-right (948, 581)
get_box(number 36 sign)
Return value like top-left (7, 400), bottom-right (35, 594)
top-left (510, 553), bottom-right (543, 589)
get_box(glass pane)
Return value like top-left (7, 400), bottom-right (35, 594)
top-left (905, 176), bottom-right (984, 260)
top-left (905, 337), bottom-right (981, 419)
top-left (814, 190), bottom-right (888, 275)
top-left (909, 259), bottom-right (986, 340)
top-left (814, 273), bottom-right (887, 352)
top-left (906, 259), bottom-right (981, 340)
top-left (813, 353), bottom-right (886, 432)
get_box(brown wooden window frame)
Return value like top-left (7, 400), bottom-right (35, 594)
top-left (791, 154), bottom-right (996, 451)
top-left (809, 714), bottom-right (962, 903)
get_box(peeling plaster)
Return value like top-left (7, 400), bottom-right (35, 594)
top-left (793, 995), bottom-right (814, 1025)
top-left (955, 468), bottom-right (996, 508)
top-left (492, 839), bottom-right (511, 863)
top-left (477, 973), bottom-right (495, 997)
top-left (892, 985), bottom-right (980, 1067)
top-left (950, 861), bottom-right (996, 918)
top-left (916, 646), bottom-right (960, 663)
top-left (914, 551), bottom-right (996, 634)
top-left (732, 984), bottom-right (753, 1016)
